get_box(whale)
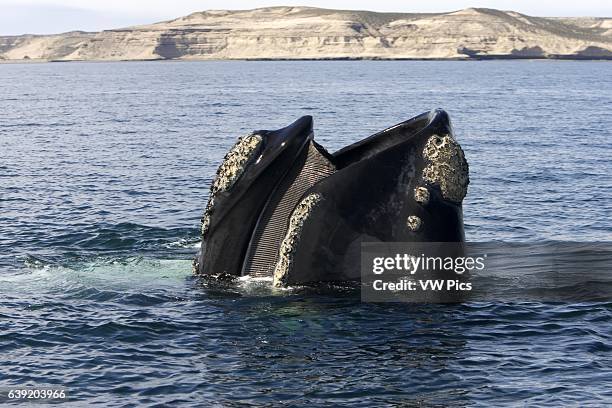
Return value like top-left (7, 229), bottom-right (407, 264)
top-left (195, 109), bottom-right (469, 287)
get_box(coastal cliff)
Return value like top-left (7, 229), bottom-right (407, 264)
top-left (1, 6), bottom-right (611, 61)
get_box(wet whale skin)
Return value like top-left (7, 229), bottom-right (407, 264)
top-left (196, 109), bottom-right (469, 286)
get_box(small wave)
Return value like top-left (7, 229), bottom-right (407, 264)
top-left (164, 238), bottom-right (201, 249)
top-left (23, 254), bottom-right (56, 269)
top-left (40, 222), bottom-right (199, 257)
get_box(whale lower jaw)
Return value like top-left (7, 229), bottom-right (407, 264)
top-left (197, 109), bottom-right (469, 287)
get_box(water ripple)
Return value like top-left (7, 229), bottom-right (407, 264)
top-left (0, 61), bottom-right (611, 406)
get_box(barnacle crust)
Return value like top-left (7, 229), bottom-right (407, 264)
top-left (201, 133), bottom-right (262, 237)
top-left (422, 134), bottom-right (469, 203)
top-left (273, 193), bottom-right (322, 287)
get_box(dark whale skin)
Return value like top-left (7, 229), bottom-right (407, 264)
top-left (275, 110), bottom-right (469, 285)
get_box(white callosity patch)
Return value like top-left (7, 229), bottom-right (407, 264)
top-left (200, 197), bottom-right (214, 236)
top-left (422, 134), bottom-right (469, 204)
top-left (414, 186), bottom-right (430, 205)
top-left (406, 215), bottom-right (422, 232)
top-left (201, 133), bottom-right (262, 237)
top-left (210, 133), bottom-right (262, 195)
top-left (273, 193), bottom-right (322, 287)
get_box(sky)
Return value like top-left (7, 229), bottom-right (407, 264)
top-left (1, 0), bottom-right (611, 35)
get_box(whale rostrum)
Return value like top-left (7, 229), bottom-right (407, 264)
top-left (195, 109), bottom-right (469, 287)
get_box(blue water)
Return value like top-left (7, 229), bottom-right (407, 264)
top-left (1, 61), bottom-right (611, 406)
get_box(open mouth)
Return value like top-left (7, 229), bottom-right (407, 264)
top-left (196, 109), bottom-right (469, 286)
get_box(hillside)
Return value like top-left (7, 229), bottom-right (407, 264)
top-left (1, 7), bottom-right (610, 61)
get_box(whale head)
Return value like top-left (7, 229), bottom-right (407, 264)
top-left (196, 110), bottom-right (469, 287)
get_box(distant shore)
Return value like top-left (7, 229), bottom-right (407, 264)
top-left (1, 56), bottom-right (611, 64)
top-left (1, 7), bottom-right (610, 62)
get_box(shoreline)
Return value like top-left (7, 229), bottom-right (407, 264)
top-left (1, 56), bottom-right (611, 64)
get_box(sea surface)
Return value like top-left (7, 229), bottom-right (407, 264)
top-left (1, 61), bottom-right (611, 406)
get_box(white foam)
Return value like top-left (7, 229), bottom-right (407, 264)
top-left (9, 257), bottom-right (193, 294)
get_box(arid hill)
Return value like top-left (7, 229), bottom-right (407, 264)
top-left (1, 6), bottom-right (610, 61)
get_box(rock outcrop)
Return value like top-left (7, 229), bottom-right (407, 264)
top-left (1, 7), bottom-right (610, 61)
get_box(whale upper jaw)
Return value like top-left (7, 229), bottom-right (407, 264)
top-left (197, 109), bottom-right (469, 286)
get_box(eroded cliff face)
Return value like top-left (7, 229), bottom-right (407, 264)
top-left (1, 7), bottom-right (610, 61)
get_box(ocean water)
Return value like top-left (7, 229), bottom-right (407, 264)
top-left (1, 60), bottom-right (611, 406)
